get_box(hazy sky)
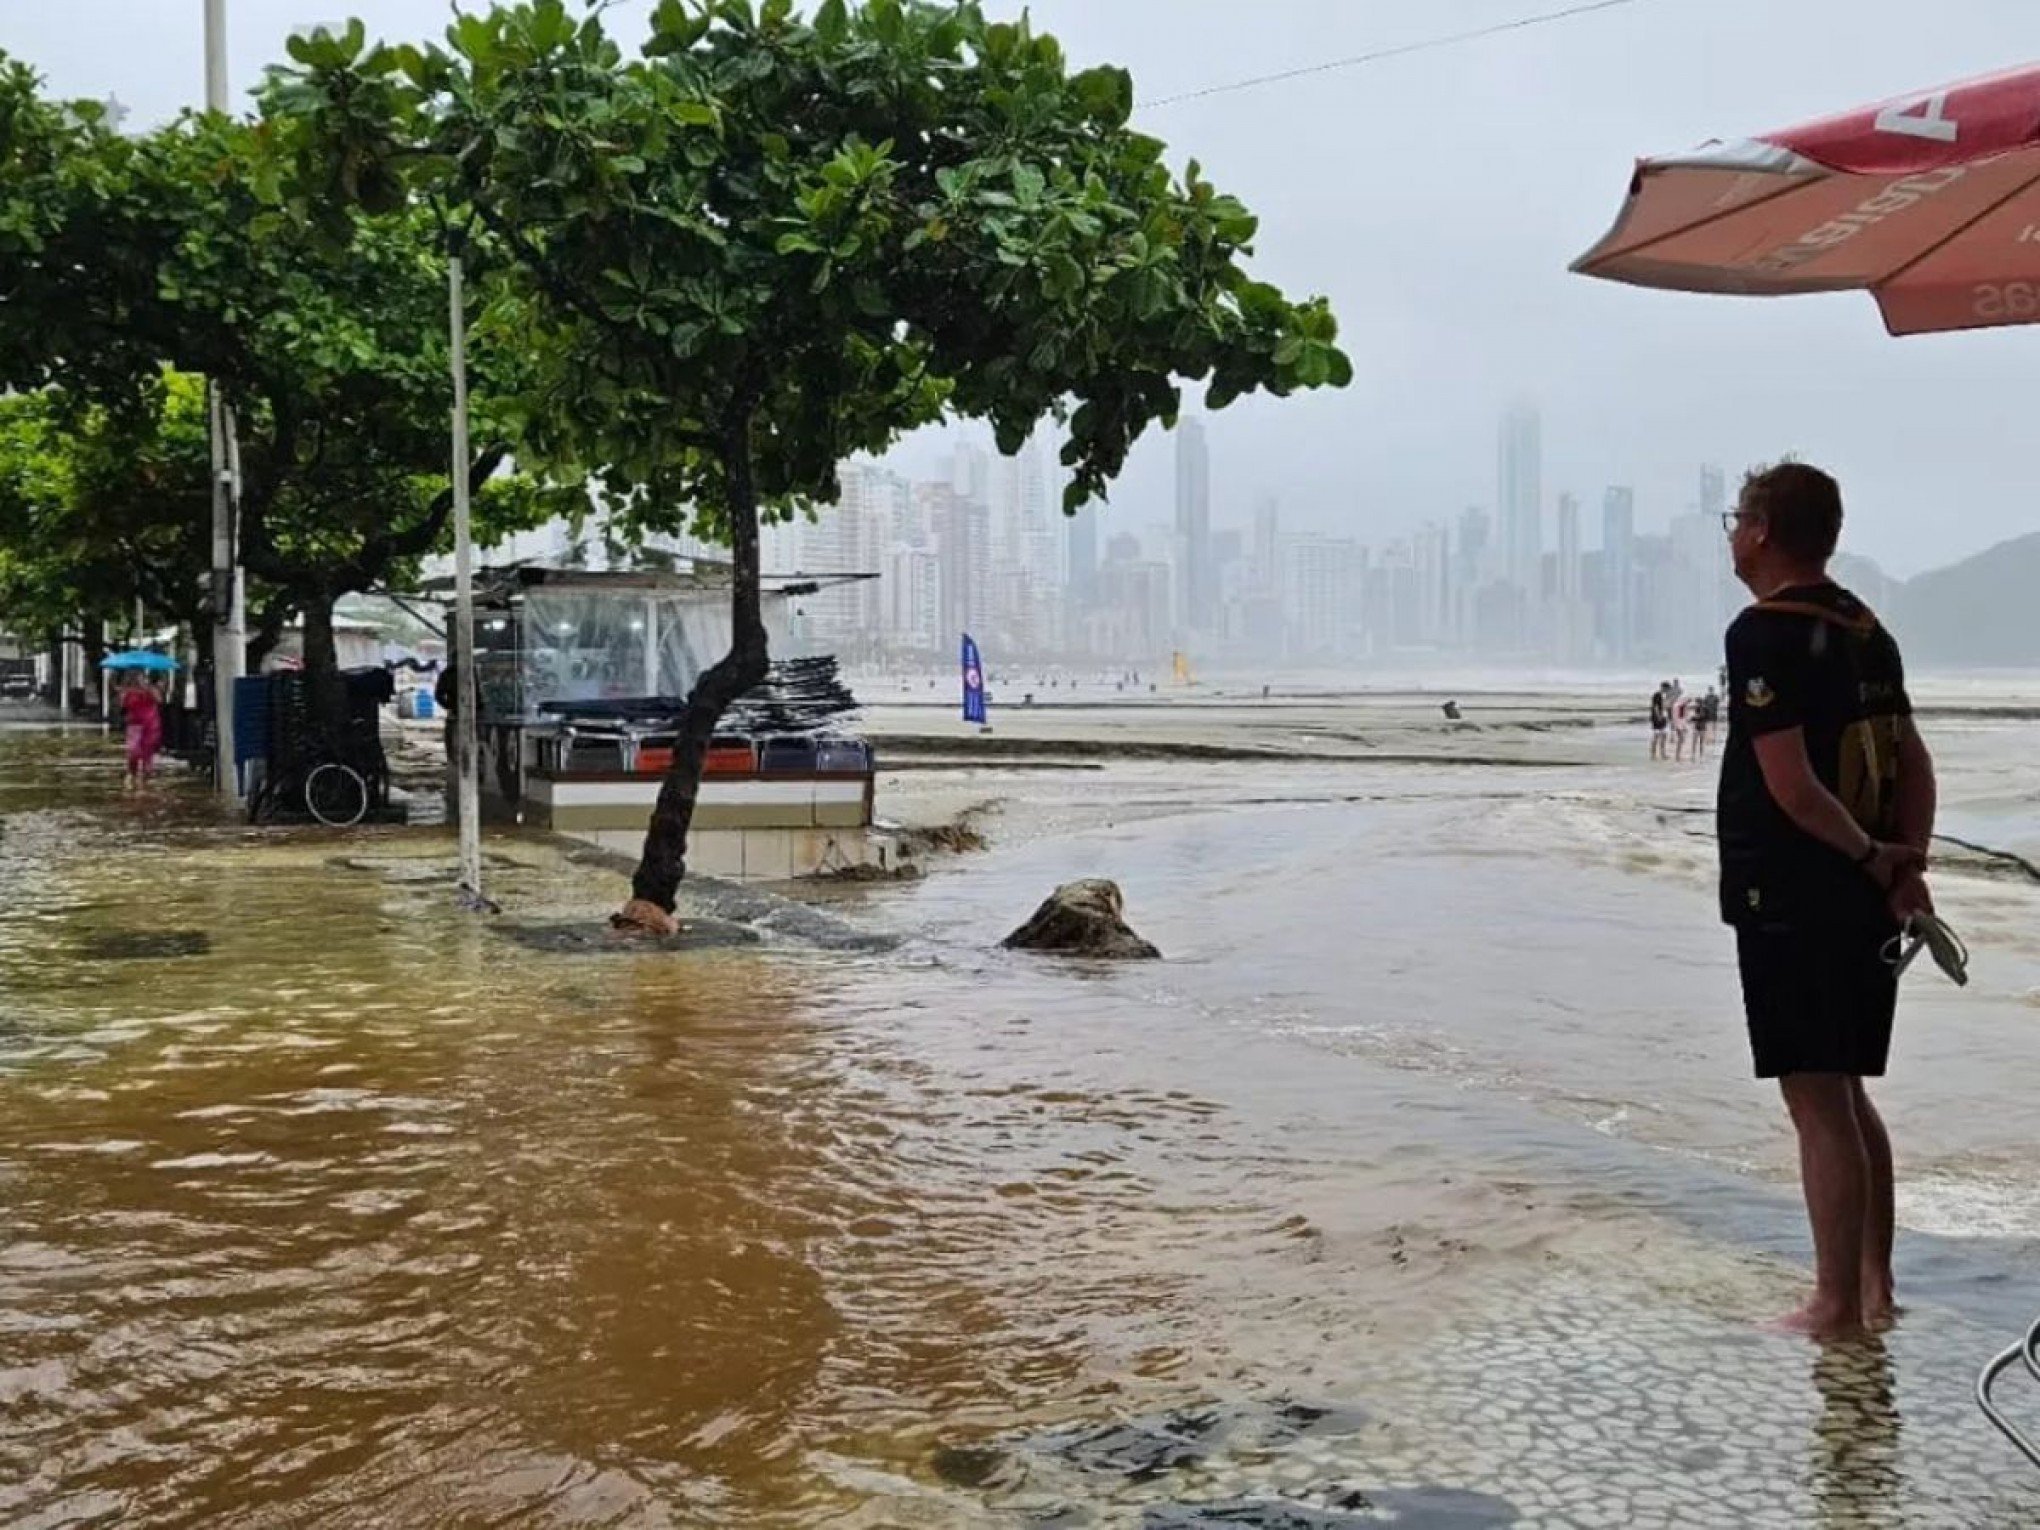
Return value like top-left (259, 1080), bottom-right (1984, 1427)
top-left (8, 0), bottom-right (2038, 575)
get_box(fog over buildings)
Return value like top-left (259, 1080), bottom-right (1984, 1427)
top-left (15, 0), bottom-right (2040, 666)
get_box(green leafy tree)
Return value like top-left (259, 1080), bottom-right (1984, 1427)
top-left (0, 55), bottom-right (572, 736)
top-left (273, 0), bottom-right (1350, 925)
top-left (0, 378), bottom-right (212, 672)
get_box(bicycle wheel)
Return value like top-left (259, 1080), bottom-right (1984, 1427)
top-left (304, 761), bottom-right (369, 827)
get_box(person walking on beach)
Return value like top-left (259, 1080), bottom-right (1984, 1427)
top-left (1672, 690), bottom-right (1694, 762)
top-left (1693, 687), bottom-right (1719, 761)
top-left (1719, 462), bottom-right (1937, 1340)
top-left (118, 672), bottom-right (165, 789)
top-left (1649, 683), bottom-right (1670, 760)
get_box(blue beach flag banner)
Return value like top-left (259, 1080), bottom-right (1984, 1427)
top-left (961, 634), bottom-right (987, 724)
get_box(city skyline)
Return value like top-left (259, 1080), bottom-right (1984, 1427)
top-left (15, 2), bottom-right (2035, 581)
top-left (476, 397), bottom-right (1933, 670)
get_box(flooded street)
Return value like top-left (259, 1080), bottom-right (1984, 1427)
top-left (4, 706), bottom-right (2040, 1527)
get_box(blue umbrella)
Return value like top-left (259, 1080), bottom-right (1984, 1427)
top-left (99, 651), bottom-right (179, 673)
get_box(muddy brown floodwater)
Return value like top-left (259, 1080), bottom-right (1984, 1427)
top-left (4, 713), bottom-right (2040, 1527)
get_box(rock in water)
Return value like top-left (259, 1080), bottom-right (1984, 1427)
top-left (1003, 879), bottom-right (1160, 960)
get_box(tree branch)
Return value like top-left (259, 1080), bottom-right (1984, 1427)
top-left (247, 588), bottom-right (294, 667)
top-left (238, 397), bottom-right (301, 584)
top-left (475, 206), bottom-right (723, 456)
top-left (472, 201), bottom-right (641, 347)
top-left (337, 441), bottom-right (511, 593)
top-left (390, 441), bottom-right (509, 563)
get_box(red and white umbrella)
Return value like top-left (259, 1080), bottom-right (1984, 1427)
top-left (1573, 62), bottom-right (2040, 335)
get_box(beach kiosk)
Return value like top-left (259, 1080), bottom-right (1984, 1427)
top-left (464, 566), bottom-right (883, 880)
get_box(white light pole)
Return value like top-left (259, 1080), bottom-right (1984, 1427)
top-left (204, 0), bottom-right (244, 798)
top-left (448, 235), bottom-right (484, 906)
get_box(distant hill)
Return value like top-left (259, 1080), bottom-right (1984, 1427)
top-left (1888, 533), bottom-right (2040, 669)
top-left (1830, 552), bottom-right (1901, 614)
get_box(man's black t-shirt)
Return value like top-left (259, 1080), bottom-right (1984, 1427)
top-left (1717, 582), bottom-right (1911, 929)
top-left (1649, 691), bottom-right (1667, 728)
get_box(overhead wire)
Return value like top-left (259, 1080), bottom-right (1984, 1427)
top-left (1139, 0), bottom-right (1652, 108)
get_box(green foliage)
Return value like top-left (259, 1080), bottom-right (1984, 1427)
top-left (0, 377), bottom-right (211, 639)
top-left (264, 0), bottom-right (1349, 534)
top-left (0, 53), bottom-right (576, 663)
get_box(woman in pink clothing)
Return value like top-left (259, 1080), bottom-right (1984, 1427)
top-left (119, 673), bottom-right (165, 788)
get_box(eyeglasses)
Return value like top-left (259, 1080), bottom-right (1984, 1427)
top-left (1721, 510), bottom-right (1756, 538)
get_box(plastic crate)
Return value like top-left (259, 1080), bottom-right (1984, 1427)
top-left (814, 738), bottom-right (873, 775)
top-left (703, 737), bottom-right (757, 776)
top-left (757, 736), bottom-right (819, 775)
top-left (232, 675), bottom-right (272, 769)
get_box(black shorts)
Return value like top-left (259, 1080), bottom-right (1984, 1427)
top-left (1735, 923), bottom-right (1900, 1079)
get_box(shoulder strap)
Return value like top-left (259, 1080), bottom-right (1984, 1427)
top-left (1751, 597), bottom-right (1880, 637)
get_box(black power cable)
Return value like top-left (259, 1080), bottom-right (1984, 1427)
top-left (1140, 0), bottom-right (1651, 109)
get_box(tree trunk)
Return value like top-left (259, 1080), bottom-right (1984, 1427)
top-left (299, 588), bottom-right (347, 749)
top-left (246, 591), bottom-right (291, 673)
top-left (628, 439), bottom-right (770, 917)
top-left (82, 618), bottom-right (106, 721)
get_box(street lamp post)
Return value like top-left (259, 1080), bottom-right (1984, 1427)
top-left (448, 236), bottom-right (484, 907)
top-left (204, 0), bottom-right (244, 799)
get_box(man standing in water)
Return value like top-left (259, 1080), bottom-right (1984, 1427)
top-left (1719, 463), bottom-right (1937, 1339)
top-left (1692, 687), bottom-right (1719, 761)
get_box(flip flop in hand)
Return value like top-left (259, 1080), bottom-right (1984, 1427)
top-left (1882, 913), bottom-right (1970, 988)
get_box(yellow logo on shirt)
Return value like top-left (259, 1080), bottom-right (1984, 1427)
top-left (1745, 678), bottom-right (1775, 709)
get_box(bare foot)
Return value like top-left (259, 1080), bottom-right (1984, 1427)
top-left (1767, 1297), bottom-right (1865, 1341)
top-left (1863, 1290), bottom-right (1904, 1327)
top-left (610, 899), bottom-right (679, 937)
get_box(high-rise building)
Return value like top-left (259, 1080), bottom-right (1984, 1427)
top-left (1020, 432), bottom-right (1056, 584)
top-left (885, 545), bottom-right (941, 651)
top-left (1670, 509), bottom-right (1730, 663)
top-left (1699, 464), bottom-right (1727, 524)
top-left (984, 433), bottom-right (1060, 650)
top-left (928, 482), bottom-right (989, 643)
top-left (1093, 540), bottom-right (1173, 660)
top-left (1252, 496), bottom-right (1281, 591)
top-left (1601, 486), bottom-right (1636, 662)
top-left (1498, 402), bottom-right (1542, 597)
top-left (1552, 493), bottom-right (1592, 661)
top-left (1453, 506), bottom-right (1491, 645)
top-left (1413, 522), bottom-right (1451, 647)
top-left (1174, 417), bottom-right (1213, 635)
top-left (1556, 493), bottom-right (1581, 602)
top-left (765, 464), bottom-right (901, 652)
top-left (952, 441), bottom-right (990, 506)
top-left (1697, 465), bottom-right (1734, 653)
top-left (1282, 534), bottom-right (1365, 658)
top-left (1067, 507), bottom-right (1098, 608)
top-left (1212, 528), bottom-right (1244, 567)
top-left (990, 437), bottom-right (1055, 573)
